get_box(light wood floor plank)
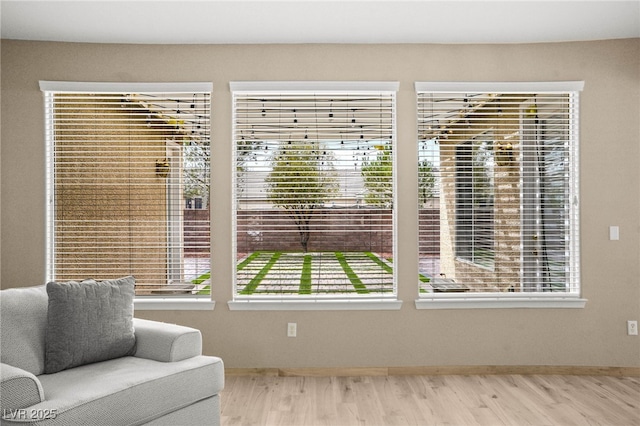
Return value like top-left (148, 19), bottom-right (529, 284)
top-left (220, 374), bottom-right (640, 425)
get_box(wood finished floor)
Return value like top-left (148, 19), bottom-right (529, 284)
top-left (220, 374), bottom-right (640, 425)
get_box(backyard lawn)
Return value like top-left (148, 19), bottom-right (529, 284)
top-left (192, 251), bottom-right (436, 296)
top-left (236, 251), bottom-right (395, 295)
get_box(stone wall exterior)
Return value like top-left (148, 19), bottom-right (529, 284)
top-left (53, 96), bottom-right (175, 290)
top-left (418, 208), bottom-right (440, 255)
top-left (439, 98), bottom-right (524, 292)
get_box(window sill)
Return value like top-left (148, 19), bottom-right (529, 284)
top-left (415, 294), bottom-right (587, 309)
top-left (134, 298), bottom-right (215, 311)
top-left (228, 299), bottom-right (403, 311)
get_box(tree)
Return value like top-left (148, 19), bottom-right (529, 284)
top-left (235, 138), bottom-right (264, 197)
top-left (184, 136), bottom-right (268, 210)
top-left (183, 140), bottom-right (210, 208)
top-left (265, 141), bottom-right (339, 252)
top-left (418, 160), bottom-right (436, 205)
top-left (361, 146), bottom-right (393, 207)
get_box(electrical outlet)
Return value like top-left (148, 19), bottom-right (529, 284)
top-left (627, 320), bottom-right (638, 336)
top-left (287, 322), bottom-right (297, 337)
top-left (609, 226), bottom-right (620, 241)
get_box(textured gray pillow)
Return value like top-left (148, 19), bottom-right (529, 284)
top-left (44, 276), bottom-right (137, 374)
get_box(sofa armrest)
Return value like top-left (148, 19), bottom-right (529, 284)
top-left (133, 318), bottom-right (203, 362)
top-left (0, 363), bottom-right (44, 411)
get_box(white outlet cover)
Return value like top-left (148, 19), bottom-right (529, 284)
top-left (287, 322), bottom-right (297, 337)
top-left (609, 226), bottom-right (619, 240)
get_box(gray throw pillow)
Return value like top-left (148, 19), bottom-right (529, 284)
top-left (44, 276), bottom-right (137, 374)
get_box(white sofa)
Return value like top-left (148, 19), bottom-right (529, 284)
top-left (0, 284), bottom-right (224, 425)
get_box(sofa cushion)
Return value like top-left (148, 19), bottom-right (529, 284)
top-left (0, 285), bottom-right (49, 375)
top-left (32, 355), bottom-right (224, 425)
top-left (45, 277), bottom-right (137, 374)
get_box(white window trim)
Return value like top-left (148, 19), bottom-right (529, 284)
top-left (415, 80), bottom-right (585, 309)
top-left (414, 81), bottom-right (585, 93)
top-left (230, 80), bottom-right (399, 93)
top-left (416, 293), bottom-right (587, 309)
top-left (230, 81), bottom-right (400, 309)
top-left (228, 299), bottom-right (402, 311)
top-left (135, 298), bottom-right (215, 311)
top-left (39, 81), bottom-right (212, 93)
top-left (42, 80), bottom-right (214, 309)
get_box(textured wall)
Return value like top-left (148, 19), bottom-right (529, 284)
top-left (1, 39), bottom-right (638, 369)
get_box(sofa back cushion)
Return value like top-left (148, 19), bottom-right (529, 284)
top-left (0, 285), bottom-right (49, 375)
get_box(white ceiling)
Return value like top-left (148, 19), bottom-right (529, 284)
top-left (1, 1), bottom-right (638, 45)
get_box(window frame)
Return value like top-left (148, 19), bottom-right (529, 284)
top-left (454, 131), bottom-right (496, 270)
top-left (40, 81), bottom-right (215, 311)
top-left (228, 81), bottom-right (402, 311)
top-left (415, 81), bottom-right (586, 309)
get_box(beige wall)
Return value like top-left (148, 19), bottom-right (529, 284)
top-left (2, 39), bottom-right (638, 369)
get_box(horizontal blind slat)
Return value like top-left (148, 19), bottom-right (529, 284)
top-left (46, 88), bottom-right (212, 295)
top-left (416, 89), bottom-right (579, 294)
top-left (233, 86), bottom-right (396, 297)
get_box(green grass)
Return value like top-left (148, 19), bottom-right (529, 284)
top-left (335, 252), bottom-right (369, 294)
top-left (191, 271), bottom-right (211, 295)
top-left (237, 251), bottom-right (263, 271)
top-left (194, 251), bottom-right (432, 296)
top-left (298, 254), bottom-right (313, 295)
top-left (197, 286), bottom-right (210, 295)
top-left (364, 251), bottom-right (393, 274)
top-left (239, 251), bottom-right (282, 295)
top-left (192, 271), bottom-right (210, 285)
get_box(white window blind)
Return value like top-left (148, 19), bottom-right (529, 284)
top-left (416, 82), bottom-right (581, 297)
top-left (232, 82), bottom-right (398, 300)
top-left (455, 131), bottom-right (495, 269)
top-left (42, 82), bottom-right (212, 297)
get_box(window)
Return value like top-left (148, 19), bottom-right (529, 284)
top-left (41, 82), bottom-right (212, 302)
top-left (416, 82), bottom-right (584, 308)
top-left (230, 82), bottom-right (400, 309)
top-left (455, 132), bottom-right (495, 269)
